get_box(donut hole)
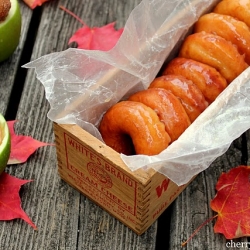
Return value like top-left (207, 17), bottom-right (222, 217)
top-left (112, 133), bottom-right (136, 155)
top-left (99, 101), bottom-right (171, 156)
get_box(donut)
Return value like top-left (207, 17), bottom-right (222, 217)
top-left (162, 57), bottom-right (228, 103)
top-left (178, 32), bottom-right (248, 83)
top-left (148, 75), bottom-right (208, 122)
top-left (213, 0), bottom-right (250, 28)
top-left (99, 101), bottom-right (171, 155)
top-left (194, 13), bottom-right (250, 64)
top-left (99, 1), bottom-right (250, 156)
top-left (128, 88), bottom-right (191, 142)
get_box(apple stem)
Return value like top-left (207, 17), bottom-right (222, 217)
top-left (181, 214), bottom-right (218, 247)
top-left (59, 5), bottom-right (86, 26)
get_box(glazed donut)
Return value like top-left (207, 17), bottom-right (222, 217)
top-left (213, 0), bottom-right (250, 28)
top-left (178, 32), bottom-right (248, 84)
top-left (194, 13), bottom-right (250, 64)
top-left (162, 57), bottom-right (228, 103)
top-left (128, 88), bottom-right (191, 142)
top-left (99, 101), bottom-right (171, 155)
top-left (148, 75), bottom-right (208, 122)
top-left (99, 0), bottom-right (250, 156)
top-left (178, 32), bottom-right (248, 83)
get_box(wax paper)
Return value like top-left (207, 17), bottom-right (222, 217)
top-left (24, 0), bottom-right (250, 186)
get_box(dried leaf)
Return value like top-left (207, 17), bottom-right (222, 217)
top-left (7, 121), bottom-right (54, 165)
top-left (210, 165), bottom-right (250, 239)
top-left (0, 172), bottom-right (37, 229)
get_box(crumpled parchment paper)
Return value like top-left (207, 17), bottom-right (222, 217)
top-left (24, 0), bottom-right (250, 186)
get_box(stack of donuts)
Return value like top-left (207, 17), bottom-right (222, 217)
top-left (99, 0), bottom-right (250, 156)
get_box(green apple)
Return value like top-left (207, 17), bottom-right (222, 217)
top-left (0, 0), bottom-right (22, 62)
top-left (0, 113), bottom-right (10, 175)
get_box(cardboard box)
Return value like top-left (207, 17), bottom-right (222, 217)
top-left (54, 123), bottom-right (190, 235)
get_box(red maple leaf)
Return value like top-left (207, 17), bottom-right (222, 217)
top-left (60, 6), bottom-right (123, 51)
top-left (210, 165), bottom-right (250, 239)
top-left (0, 172), bottom-right (37, 229)
top-left (7, 121), bottom-right (54, 165)
top-left (69, 22), bottom-right (123, 51)
top-left (22, 0), bottom-right (50, 9)
top-left (182, 165), bottom-right (250, 246)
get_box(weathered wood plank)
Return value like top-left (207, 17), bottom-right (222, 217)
top-left (1, 0), bottom-right (158, 249)
top-left (168, 132), bottom-right (250, 250)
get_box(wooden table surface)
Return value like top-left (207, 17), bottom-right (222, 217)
top-left (0, 0), bottom-right (249, 249)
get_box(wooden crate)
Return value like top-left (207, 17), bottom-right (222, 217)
top-left (54, 123), bottom-right (190, 235)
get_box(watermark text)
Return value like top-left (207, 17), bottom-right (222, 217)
top-left (226, 240), bottom-right (250, 249)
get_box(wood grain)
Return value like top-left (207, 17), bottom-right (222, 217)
top-left (168, 133), bottom-right (250, 249)
top-left (0, 0), bottom-right (249, 249)
top-left (0, 0), bottom-right (159, 249)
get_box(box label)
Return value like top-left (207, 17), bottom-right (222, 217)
top-left (64, 133), bottom-right (137, 216)
top-left (155, 178), bottom-right (170, 198)
top-left (152, 183), bottom-right (185, 219)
